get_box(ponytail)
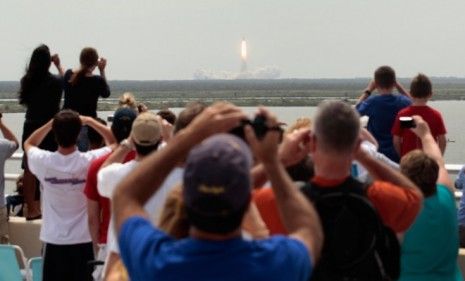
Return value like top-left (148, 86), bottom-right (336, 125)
top-left (69, 68), bottom-right (88, 86)
top-left (69, 47), bottom-right (99, 86)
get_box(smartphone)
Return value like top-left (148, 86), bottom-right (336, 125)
top-left (399, 117), bottom-right (415, 128)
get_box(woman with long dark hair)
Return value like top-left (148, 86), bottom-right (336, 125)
top-left (19, 44), bottom-right (63, 220)
top-left (63, 47), bottom-right (110, 151)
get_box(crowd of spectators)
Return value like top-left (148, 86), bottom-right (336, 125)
top-left (0, 46), bottom-right (463, 281)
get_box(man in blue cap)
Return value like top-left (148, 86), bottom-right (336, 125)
top-left (113, 102), bottom-right (323, 281)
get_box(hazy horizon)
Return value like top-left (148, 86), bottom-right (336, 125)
top-left (2, 1), bottom-right (465, 81)
top-left (5, 76), bottom-right (465, 83)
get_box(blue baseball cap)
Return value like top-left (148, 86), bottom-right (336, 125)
top-left (183, 134), bottom-right (252, 218)
top-left (111, 107), bottom-right (138, 142)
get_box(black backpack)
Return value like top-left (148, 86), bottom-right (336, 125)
top-left (300, 177), bottom-right (400, 281)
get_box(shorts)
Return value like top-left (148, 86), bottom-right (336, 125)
top-left (43, 242), bottom-right (94, 281)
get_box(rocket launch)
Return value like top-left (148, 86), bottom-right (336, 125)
top-left (241, 38), bottom-right (247, 60)
top-left (240, 38), bottom-right (247, 73)
top-left (193, 37), bottom-right (280, 79)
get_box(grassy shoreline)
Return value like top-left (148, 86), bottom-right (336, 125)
top-left (1, 94), bottom-right (465, 113)
top-left (3, 77), bottom-right (465, 112)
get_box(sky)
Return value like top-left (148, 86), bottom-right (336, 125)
top-left (1, 0), bottom-right (465, 80)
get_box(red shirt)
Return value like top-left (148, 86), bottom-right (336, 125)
top-left (391, 105), bottom-right (446, 157)
top-left (83, 150), bottom-right (136, 243)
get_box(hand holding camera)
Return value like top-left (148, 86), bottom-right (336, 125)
top-left (239, 108), bottom-right (285, 164)
top-left (51, 54), bottom-right (61, 67)
top-left (98, 58), bottom-right (107, 72)
top-left (399, 116), bottom-right (416, 129)
top-left (230, 113), bottom-right (283, 142)
top-left (409, 115), bottom-right (431, 139)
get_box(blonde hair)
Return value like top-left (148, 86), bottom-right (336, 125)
top-left (157, 184), bottom-right (189, 239)
top-left (118, 92), bottom-right (137, 111)
top-left (285, 117), bottom-right (312, 135)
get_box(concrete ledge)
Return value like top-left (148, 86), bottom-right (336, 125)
top-left (8, 216), bottom-right (42, 259)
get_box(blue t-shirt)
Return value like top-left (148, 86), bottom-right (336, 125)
top-left (356, 94), bottom-right (411, 162)
top-left (400, 184), bottom-right (461, 281)
top-left (119, 216), bottom-right (312, 281)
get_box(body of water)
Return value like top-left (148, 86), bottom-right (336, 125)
top-left (3, 100), bottom-right (464, 194)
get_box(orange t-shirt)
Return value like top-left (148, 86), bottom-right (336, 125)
top-left (253, 178), bottom-right (422, 234)
top-left (365, 181), bottom-right (422, 232)
top-left (253, 188), bottom-right (288, 235)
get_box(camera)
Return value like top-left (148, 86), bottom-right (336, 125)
top-left (399, 116), bottom-right (415, 128)
top-left (229, 114), bottom-right (270, 141)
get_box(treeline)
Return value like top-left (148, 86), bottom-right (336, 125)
top-left (2, 77), bottom-right (465, 94)
top-left (1, 78), bottom-right (465, 112)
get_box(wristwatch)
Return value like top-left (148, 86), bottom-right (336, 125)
top-left (364, 90), bottom-right (372, 96)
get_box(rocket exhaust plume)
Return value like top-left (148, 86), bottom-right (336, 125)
top-left (192, 37), bottom-right (281, 80)
top-left (240, 38), bottom-right (247, 73)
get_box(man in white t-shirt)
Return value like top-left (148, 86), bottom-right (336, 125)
top-left (24, 109), bottom-right (116, 281)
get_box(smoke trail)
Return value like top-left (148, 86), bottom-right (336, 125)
top-left (193, 66), bottom-right (281, 80)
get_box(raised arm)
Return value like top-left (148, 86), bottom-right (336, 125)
top-left (24, 119), bottom-right (53, 152)
top-left (112, 103), bottom-right (246, 233)
top-left (411, 116), bottom-right (453, 190)
top-left (356, 80), bottom-right (376, 106)
top-left (360, 128), bottom-right (378, 148)
top-left (97, 58), bottom-right (111, 98)
top-left (81, 116), bottom-right (116, 146)
top-left (98, 58), bottom-right (107, 80)
top-left (101, 139), bottom-right (133, 169)
top-left (355, 143), bottom-right (423, 232)
top-left (355, 147), bottom-right (420, 195)
top-left (395, 81), bottom-right (412, 99)
top-left (51, 54), bottom-right (65, 77)
top-left (245, 109), bottom-right (323, 265)
top-left (251, 128), bottom-right (311, 188)
top-left (437, 134), bottom-right (447, 155)
top-left (0, 115), bottom-right (19, 149)
top-left (241, 202), bottom-right (269, 239)
top-left (159, 117), bottom-right (174, 143)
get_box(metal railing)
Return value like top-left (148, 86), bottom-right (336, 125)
top-left (4, 152), bottom-right (465, 198)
